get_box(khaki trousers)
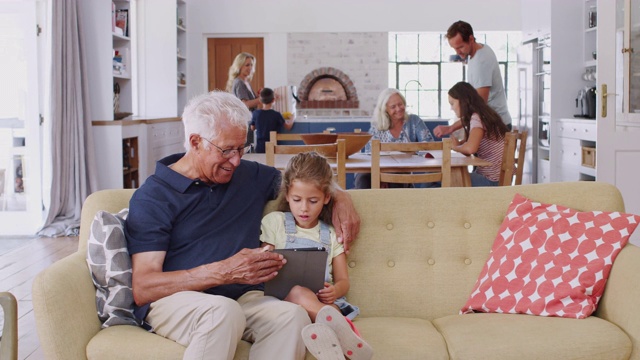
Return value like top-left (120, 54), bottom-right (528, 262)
top-left (147, 290), bottom-right (310, 360)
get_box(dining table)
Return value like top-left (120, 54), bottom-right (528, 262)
top-left (243, 151), bottom-right (492, 187)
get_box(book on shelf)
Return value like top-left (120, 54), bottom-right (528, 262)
top-left (115, 9), bottom-right (128, 37)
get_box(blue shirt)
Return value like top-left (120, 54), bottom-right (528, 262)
top-left (125, 153), bottom-right (281, 319)
top-left (364, 114), bottom-right (435, 153)
top-left (250, 109), bottom-right (286, 153)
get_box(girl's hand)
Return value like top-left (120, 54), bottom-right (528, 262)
top-left (317, 282), bottom-right (337, 304)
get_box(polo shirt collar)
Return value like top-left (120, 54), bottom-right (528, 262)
top-left (156, 153), bottom-right (201, 193)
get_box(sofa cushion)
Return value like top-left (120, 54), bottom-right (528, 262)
top-left (355, 317), bottom-right (449, 360)
top-left (433, 313), bottom-right (632, 360)
top-left (461, 194), bottom-right (640, 319)
top-left (86, 209), bottom-right (142, 328)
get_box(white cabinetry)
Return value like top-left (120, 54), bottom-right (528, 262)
top-left (81, 0), bottom-right (137, 121)
top-left (93, 118), bottom-right (183, 190)
top-left (147, 120), bottom-right (185, 177)
top-left (553, 119), bottom-right (596, 182)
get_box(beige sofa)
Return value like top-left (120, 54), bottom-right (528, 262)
top-left (33, 182), bottom-right (640, 359)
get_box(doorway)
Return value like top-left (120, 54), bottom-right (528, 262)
top-left (207, 37), bottom-right (264, 94)
top-left (0, 1), bottom-right (43, 235)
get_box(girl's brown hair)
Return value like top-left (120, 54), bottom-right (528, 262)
top-left (278, 151), bottom-right (334, 224)
top-left (448, 81), bottom-right (508, 141)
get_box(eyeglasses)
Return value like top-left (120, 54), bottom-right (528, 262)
top-left (201, 137), bottom-right (251, 159)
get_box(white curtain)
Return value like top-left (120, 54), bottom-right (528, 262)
top-left (38, 0), bottom-right (98, 237)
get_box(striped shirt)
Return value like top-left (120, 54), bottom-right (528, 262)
top-left (470, 114), bottom-right (504, 182)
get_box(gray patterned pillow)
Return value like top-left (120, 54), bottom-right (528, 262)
top-left (86, 209), bottom-right (141, 328)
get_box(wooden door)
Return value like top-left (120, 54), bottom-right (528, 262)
top-left (207, 38), bottom-right (264, 94)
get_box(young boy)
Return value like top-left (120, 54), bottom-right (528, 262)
top-left (250, 87), bottom-right (294, 153)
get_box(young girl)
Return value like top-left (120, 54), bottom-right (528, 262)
top-left (260, 151), bottom-right (373, 360)
top-left (447, 81), bottom-right (509, 186)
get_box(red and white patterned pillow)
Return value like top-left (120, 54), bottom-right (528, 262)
top-left (461, 194), bottom-right (640, 319)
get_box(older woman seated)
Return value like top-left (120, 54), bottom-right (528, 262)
top-left (354, 88), bottom-right (435, 189)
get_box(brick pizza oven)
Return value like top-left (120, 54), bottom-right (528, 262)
top-left (297, 67), bottom-right (359, 109)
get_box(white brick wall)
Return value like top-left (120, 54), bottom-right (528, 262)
top-left (288, 32), bottom-right (388, 117)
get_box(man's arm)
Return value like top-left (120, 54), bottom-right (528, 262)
top-left (131, 248), bottom-right (285, 306)
top-left (476, 86), bottom-right (490, 103)
top-left (331, 188), bottom-right (361, 254)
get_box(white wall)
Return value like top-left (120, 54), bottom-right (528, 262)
top-left (185, 0), bottom-right (522, 104)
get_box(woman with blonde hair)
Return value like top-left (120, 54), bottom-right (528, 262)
top-left (226, 52), bottom-right (262, 111)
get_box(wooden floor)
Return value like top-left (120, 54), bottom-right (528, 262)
top-left (0, 236), bottom-right (79, 360)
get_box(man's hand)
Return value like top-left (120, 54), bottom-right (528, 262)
top-left (332, 190), bottom-right (361, 254)
top-left (218, 248), bottom-right (286, 285)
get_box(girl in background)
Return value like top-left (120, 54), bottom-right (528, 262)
top-left (447, 81), bottom-right (509, 186)
top-left (260, 152), bottom-right (372, 360)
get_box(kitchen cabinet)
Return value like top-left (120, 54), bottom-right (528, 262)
top-left (92, 118), bottom-right (183, 190)
top-left (553, 119), bottom-right (596, 182)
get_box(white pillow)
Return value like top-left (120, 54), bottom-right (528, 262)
top-left (86, 209), bottom-right (142, 328)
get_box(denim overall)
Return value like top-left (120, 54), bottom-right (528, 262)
top-left (284, 212), bottom-right (360, 320)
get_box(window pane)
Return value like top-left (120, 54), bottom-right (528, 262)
top-left (419, 33), bottom-right (440, 62)
top-left (388, 33), bottom-right (396, 62)
top-left (396, 34), bottom-right (418, 62)
top-left (419, 90), bottom-right (439, 118)
top-left (418, 65), bottom-right (438, 91)
top-left (398, 64), bottom-right (419, 90)
top-left (404, 90), bottom-right (419, 114)
top-left (441, 93), bottom-right (457, 120)
top-left (441, 63), bottom-right (464, 89)
top-left (506, 33), bottom-right (521, 61)
top-left (388, 63), bottom-right (397, 88)
top-left (486, 33), bottom-right (508, 61)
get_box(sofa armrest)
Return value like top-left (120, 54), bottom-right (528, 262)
top-left (32, 251), bottom-right (102, 360)
top-left (596, 244), bottom-right (640, 360)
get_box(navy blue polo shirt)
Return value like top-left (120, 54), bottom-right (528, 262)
top-left (125, 153), bottom-right (280, 320)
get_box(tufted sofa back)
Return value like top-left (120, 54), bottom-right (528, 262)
top-left (79, 182), bottom-right (625, 321)
top-left (317, 183), bottom-right (625, 320)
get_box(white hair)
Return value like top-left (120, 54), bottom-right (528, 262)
top-left (371, 88), bottom-right (409, 131)
top-left (181, 91), bottom-right (250, 151)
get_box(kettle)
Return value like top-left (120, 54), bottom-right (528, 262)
top-left (585, 87), bottom-right (596, 119)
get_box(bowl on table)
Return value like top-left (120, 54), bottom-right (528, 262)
top-left (299, 132), bottom-right (372, 157)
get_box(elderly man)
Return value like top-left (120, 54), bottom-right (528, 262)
top-left (125, 91), bottom-right (360, 360)
top-left (435, 20), bottom-right (513, 138)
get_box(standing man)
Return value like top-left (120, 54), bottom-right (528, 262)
top-left (434, 20), bottom-right (513, 138)
top-left (125, 91), bottom-right (360, 360)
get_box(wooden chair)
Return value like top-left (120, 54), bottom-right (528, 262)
top-left (371, 138), bottom-right (452, 188)
top-left (0, 292), bottom-right (18, 360)
top-left (265, 139), bottom-right (347, 189)
top-left (499, 130), bottom-right (528, 186)
top-left (269, 131), bottom-right (303, 143)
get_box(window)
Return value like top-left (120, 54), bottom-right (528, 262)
top-left (388, 32), bottom-right (521, 120)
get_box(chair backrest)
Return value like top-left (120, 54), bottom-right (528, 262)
top-left (499, 130), bottom-right (528, 186)
top-left (269, 131), bottom-right (303, 143)
top-left (265, 139), bottom-right (347, 189)
top-left (370, 139), bottom-right (452, 188)
top-left (0, 292), bottom-right (18, 360)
